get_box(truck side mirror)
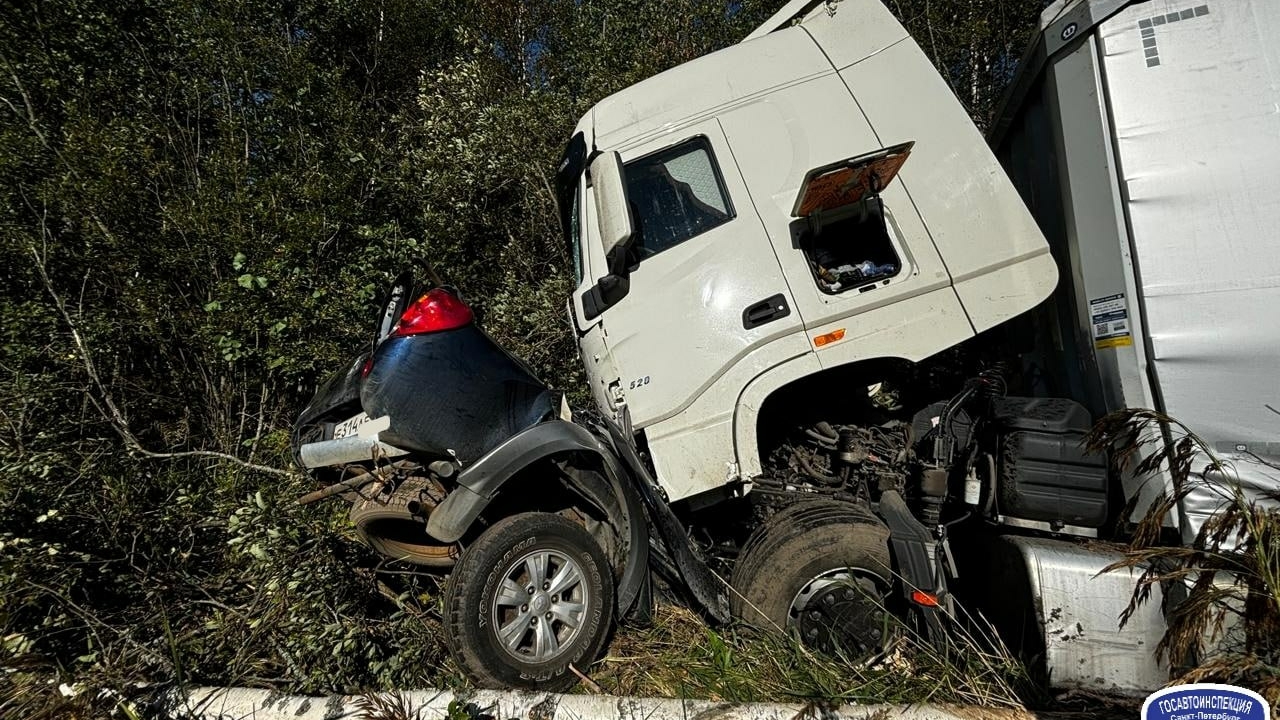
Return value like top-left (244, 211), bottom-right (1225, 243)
top-left (590, 151), bottom-right (636, 276)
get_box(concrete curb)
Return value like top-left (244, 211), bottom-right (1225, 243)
top-left (169, 686), bottom-right (1034, 720)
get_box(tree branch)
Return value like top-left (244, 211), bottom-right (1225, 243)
top-left (27, 233), bottom-right (299, 479)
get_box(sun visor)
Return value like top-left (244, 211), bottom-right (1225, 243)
top-left (791, 141), bottom-right (914, 217)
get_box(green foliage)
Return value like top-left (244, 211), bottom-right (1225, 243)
top-left (0, 457), bottom-right (452, 716)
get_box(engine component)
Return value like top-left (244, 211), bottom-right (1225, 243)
top-left (910, 402), bottom-right (972, 466)
top-left (756, 421), bottom-right (911, 507)
top-left (837, 428), bottom-right (868, 464)
top-left (918, 467), bottom-right (948, 525)
top-left (962, 466), bottom-right (982, 507)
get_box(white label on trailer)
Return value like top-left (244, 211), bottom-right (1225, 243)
top-left (1089, 293), bottom-right (1133, 349)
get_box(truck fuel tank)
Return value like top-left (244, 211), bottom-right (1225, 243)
top-left (958, 534), bottom-right (1169, 694)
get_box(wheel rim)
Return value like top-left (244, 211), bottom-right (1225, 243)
top-left (788, 567), bottom-right (888, 656)
top-left (490, 548), bottom-right (590, 664)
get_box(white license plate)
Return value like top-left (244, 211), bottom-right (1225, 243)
top-left (332, 412), bottom-right (373, 439)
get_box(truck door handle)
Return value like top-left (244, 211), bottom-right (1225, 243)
top-left (742, 294), bottom-right (791, 329)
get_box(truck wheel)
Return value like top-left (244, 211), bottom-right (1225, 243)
top-left (444, 512), bottom-right (614, 690)
top-left (730, 499), bottom-right (893, 658)
top-left (349, 479), bottom-right (460, 567)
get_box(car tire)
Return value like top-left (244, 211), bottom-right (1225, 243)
top-left (349, 478), bottom-right (460, 567)
top-left (730, 498), bottom-right (893, 658)
top-left (444, 512), bottom-right (614, 691)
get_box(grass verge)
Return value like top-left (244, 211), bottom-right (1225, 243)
top-left (594, 601), bottom-right (1034, 708)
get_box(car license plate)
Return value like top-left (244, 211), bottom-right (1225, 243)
top-left (332, 412), bottom-right (373, 440)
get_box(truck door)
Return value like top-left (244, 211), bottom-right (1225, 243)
top-left (586, 120), bottom-right (803, 430)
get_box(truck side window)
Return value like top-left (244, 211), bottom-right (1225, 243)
top-left (625, 137), bottom-right (734, 259)
top-left (800, 197), bottom-right (902, 294)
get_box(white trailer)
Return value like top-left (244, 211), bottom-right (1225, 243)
top-left (982, 0), bottom-right (1280, 692)
top-left (991, 0), bottom-right (1280, 540)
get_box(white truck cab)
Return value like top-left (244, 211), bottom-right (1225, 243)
top-left (562, 0), bottom-right (1057, 503)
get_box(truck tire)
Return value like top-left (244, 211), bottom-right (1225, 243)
top-left (349, 478), bottom-right (460, 567)
top-left (730, 498), bottom-right (893, 657)
top-left (444, 512), bottom-right (614, 691)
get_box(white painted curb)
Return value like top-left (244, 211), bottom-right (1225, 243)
top-left (169, 686), bottom-right (1033, 720)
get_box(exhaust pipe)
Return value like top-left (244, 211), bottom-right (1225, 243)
top-left (298, 433), bottom-right (409, 469)
top-left (297, 468), bottom-right (386, 506)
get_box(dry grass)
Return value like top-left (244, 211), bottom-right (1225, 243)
top-left (1087, 408), bottom-right (1280, 704)
top-left (589, 601), bottom-right (1035, 709)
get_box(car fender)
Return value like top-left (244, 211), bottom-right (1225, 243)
top-left (425, 419), bottom-right (650, 619)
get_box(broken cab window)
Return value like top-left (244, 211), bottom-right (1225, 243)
top-left (624, 136), bottom-right (734, 260)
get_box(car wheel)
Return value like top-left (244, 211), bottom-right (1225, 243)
top-left (443, 512), bottom-right (614, 690)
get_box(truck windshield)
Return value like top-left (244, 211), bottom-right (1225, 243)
top-left (555, 132), bottom-right (587, 285)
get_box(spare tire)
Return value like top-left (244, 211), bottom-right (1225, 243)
top-left (730, 498), bottom-right (893, 657)
top-left (349, 478), bottom-right (460, 567)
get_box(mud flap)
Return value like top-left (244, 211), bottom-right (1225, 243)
top-left (877, 489), bottom-right (946, 641)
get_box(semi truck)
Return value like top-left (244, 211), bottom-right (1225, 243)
top-left (292, 0), bottom-right (1277, 695)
